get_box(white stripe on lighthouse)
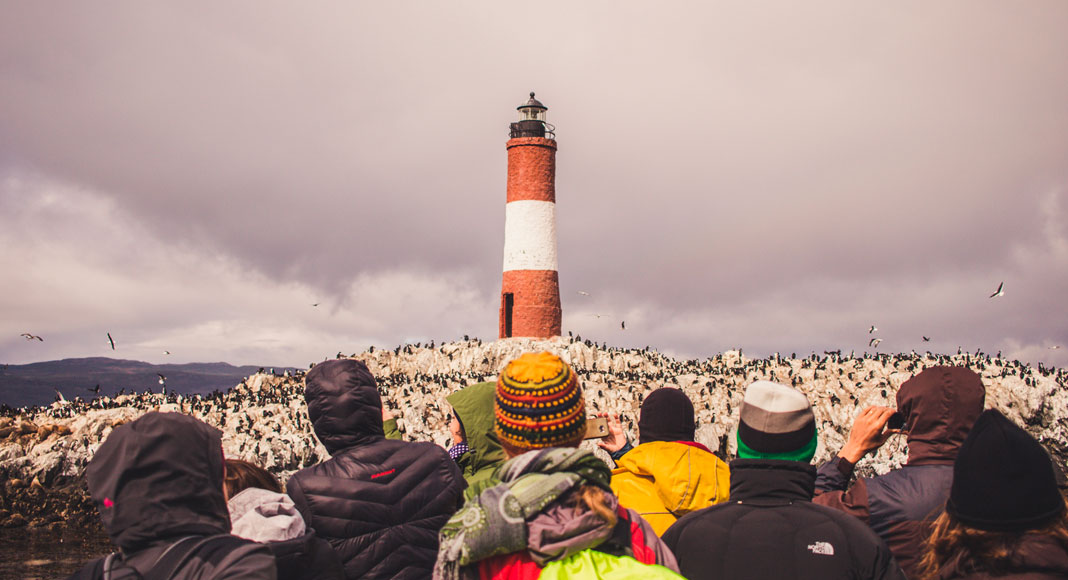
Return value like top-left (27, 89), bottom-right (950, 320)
top-left (503, 200), bottom-right (558, 272)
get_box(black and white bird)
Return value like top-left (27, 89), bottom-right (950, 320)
top-left (922, 336), bottom-right (931, 342)
top-left (869, 338), bottom-right (882, 348)
top-left (577, 291), bottom-right (590, 296)
top-left (157, 373), bottom-right (166, 385)
top-left (990, 282), bottom-right (1005, 298)
top-left (868, 326), bottom-right (877, 334)
top-left (163, 350), bottom-right (171, 355)
top-left (621, 321), bottom-right (626, 330)
top-left (107, 332), bottom-right (115, 350)
top-left (21, 333), bottom-right (43, 341)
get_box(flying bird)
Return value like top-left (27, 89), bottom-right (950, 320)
top-left (107, 333), bottom-right (115, 350)
top-left (922, 336), bottom-right (931, 342)
top-left (87, 384), bottom-right (101, 395)
top-left (592, 314), bottom-right (610, 319)
top-left (868, 326), bottom-right (877, 334)
top-left (157, 373), bottom-right (166, 385)
top-left (311, 303), bottom-right (320, 307)
top-left (989, 282), bottom-right (1005, 298)
top-left (1050, 346), bottom-right (1063, 350)
top-left (21, 333), bottom-right (43, 341)
top-left (621, 321), bottom-right (626, 330)
top-left (163, 350), bottom-right (171, 355)
top-left (577, 291), bottom-right (590, 296)
top-left (869, 338), bottom-right (882, 348)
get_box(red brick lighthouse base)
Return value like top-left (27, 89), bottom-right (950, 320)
top-left (499, 93), bottom-right (561, 339)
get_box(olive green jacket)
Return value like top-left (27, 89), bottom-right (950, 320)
top-left (446, 382), bottom-right (506, 499)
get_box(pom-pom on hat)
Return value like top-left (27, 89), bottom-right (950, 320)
top-left (946, 409), bottom-right (1065, 532)
top-left (495, 352), bottom-right (586, 455)
top-left (737, 381), bottom-right (817, 463)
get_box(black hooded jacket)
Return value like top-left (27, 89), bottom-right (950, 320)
top-left (663, 459), bottom-right (906, 580)
top-left (814, 366), bottom-right (986, 578)
top-left (286, 359), bottom-right (465, 580)
top-left (70, 412), bottom-right (275, 579)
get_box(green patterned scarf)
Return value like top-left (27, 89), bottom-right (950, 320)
top-left (434, 447), bottom-right (611, 580)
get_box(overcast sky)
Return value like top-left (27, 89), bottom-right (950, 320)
top-left (2, 2), bottom-right (1066, 369)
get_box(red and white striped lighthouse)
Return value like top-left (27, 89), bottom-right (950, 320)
top-left (499, 92), bottom-right (561, 339)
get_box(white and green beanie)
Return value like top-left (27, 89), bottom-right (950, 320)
top-left (737, 380), bottom-right (817, 463)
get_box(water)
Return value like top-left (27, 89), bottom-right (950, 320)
top-left (0, 528), bottom-right (112, 579)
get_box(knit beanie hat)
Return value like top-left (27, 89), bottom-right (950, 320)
top-left (736, 381), bottom-right (818, 463)
top-left (946, 409), bottom-right (1065, 532)
top-left (495, 352), bottom-right (586, 455)
top-left (638, 388), bottom-right (696, 445)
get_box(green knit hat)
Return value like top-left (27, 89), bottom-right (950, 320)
top-left (736, 380), bottom-right (818, 463)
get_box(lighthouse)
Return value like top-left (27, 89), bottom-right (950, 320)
top-left (499, 92), bottom-right (561, 339)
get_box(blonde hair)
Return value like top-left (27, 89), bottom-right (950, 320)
top-left (567, 484), bottom-right (618, 528)
top-left (918, 499), bottom-right (1068, 580)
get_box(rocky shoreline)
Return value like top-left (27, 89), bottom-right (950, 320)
top-left (2, 337), bottom-right (1066, 529)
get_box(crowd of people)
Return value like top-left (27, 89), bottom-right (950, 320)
top-left (64, 348), bottom-right (1068, 579)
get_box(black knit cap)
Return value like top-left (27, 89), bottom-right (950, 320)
top-left (946, 409), bottom-right (1065, 532)
top-left (638, 388), bottom-right (696, 445)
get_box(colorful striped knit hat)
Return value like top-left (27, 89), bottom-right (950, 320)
top-left (495, 352), bottom-right (586, 454)
top-left (737, 380), bottom-right (818, 463)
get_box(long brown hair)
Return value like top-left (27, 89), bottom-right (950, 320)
top-left (224, 459), bottom-right (283, 499)
top-left (918, 500), bottom-right (1068, 580)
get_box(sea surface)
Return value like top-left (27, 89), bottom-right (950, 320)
top-left (0, 527), bottom-right (111, 579)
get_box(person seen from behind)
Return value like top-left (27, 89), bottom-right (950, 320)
top-left (919, 409), bottom-right (1068, 579)
top-left (662, 380), bottom-right (906, 580)
top-left (68, 412), bottom-right (276, 580)
top-left (814, 366), bottom-right (986, 577)
top-left (224, 459), bottom-right (344, 580)
top-left (445, 381), bottom-right (506, 500)
top-left (598, 387), bottom-right (730, 535)
top-left (286, 359), bottom-right (465, 580)
top-left (434, 351), bottom-right (682, 579)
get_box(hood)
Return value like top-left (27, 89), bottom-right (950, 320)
top-left (304, 359), bottom-right (384, 454)
top-left (446, 382), bottom-right (504, 477)
top-left (228, 487), bottom-right (306, 542)
top-left (614, 441), bottom-right (730, 512)
top-left (86, 412), bottom-right (230, 551)
top-left (897, 366), bottom-right (985, 465)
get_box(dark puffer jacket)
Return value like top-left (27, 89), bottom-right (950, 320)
top-left (814, 366), bottom-right (985, 578)
top-left (663, 459), bottom-right (906, 580)
top-left (287, 359), bottom-right (465, 580)
top-left (68, 412), bottom-right (276, 579)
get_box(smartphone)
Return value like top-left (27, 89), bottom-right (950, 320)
top-left (886, 412), bottom-right (905, 431)
top-left (584, 416), bottom-right (609, 439)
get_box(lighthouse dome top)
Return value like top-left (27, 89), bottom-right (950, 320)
top-left (517, 92), bottom-right (547, 111)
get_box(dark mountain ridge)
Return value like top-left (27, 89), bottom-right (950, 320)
top-left (0, 357), bottom-right (282, 408)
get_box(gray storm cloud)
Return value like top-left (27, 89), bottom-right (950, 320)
top-left (1, 1), bottom-right (1066, 367)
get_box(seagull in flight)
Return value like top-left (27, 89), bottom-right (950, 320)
top-left (592, 314), bottom-right (610, 319)
top-left (157, 373), bottom-right (166, 385)
top-left (869, 338), bottom-right (882, 348)
top-left (163, 350), bottom-right (171, 355)
top-left (868, 325), bottom-right (877, 334)
top-left (311, 302), bottom-right (320, 307)
top-left (989, 282), bottom-right (1005, 298)
top-left (922, 336), bottom-right (931, 342)
top-left (621, 321), bottom-right (626, 330)
top-left (1050, 345), bottom-right (1063, 350)
top-left (577, 291), bottom-right (590, 296)
top-left (20, 333), bottom-right (43, 341)
top-left (107, 333), bottom-right (115, 350)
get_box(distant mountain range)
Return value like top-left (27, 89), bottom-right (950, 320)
top-left (0, 357), bottom-right (284, 408)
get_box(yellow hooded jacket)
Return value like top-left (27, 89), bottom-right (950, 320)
top-left (610, 441), bottom-right (731, 536)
